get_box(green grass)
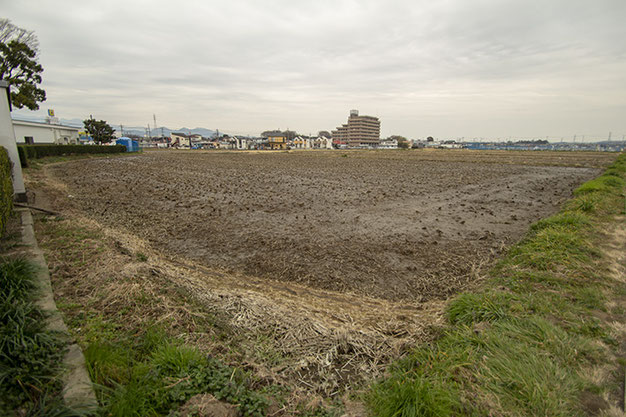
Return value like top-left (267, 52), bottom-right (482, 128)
top-left (508, 224), bottom-right (598, 271)
top-left (529, 211), bottom-right (591, 232)
top-left (447, 291), bottom-right (515, 325)
top-left (0, 257), bottom-right (87, 416)
top-left (367, 152), bottom-right (626, 416)
top-left (83, 321), bottom-right (269, 417)
top-left (574, 175), bottom-right (625, 195)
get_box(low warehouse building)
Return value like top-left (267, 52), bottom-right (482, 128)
top-left (12, 119), bottom-right (80, 144)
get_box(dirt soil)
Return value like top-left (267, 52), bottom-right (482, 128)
top-left (45, 149), bottom-right (610, 301)
top-left (26, 149), bottom-right (619, 402)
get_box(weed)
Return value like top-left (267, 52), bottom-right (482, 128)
top-left (82, 315), bottom-right (269, 417)
top-left (576, 195), bottom-right (597, 212)
top-left (136, 252), bottom-right (147, 262)
top-left (447, 291), bottom-right (513, 325)
top-left (368, 376), bottom-right (458, 417)
top-left (152, 342), bottom-right (204, 374)
top-left (85, 342), bottom-right (132, 387)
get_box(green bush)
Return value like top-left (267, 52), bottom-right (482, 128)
top-left (17, 144), bottom-right (127, 166)
top-left (0, 147), bottom-right (13, 236)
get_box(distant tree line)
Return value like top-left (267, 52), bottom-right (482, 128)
top-left (512, 139), bottom-right (549, 145)
top-left (260, 130), bottom-right (332, 139)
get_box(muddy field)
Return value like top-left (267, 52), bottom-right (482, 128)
top-left (48, 150), bottom-right (612, 301)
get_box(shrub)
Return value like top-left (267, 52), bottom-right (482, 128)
top-left (0, 147), bottom-right (13, 236)
top-left (17, 144), bottom-right (127, 165)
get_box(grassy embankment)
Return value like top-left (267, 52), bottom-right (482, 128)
top-left (368, 153), bottom-right (626, 416)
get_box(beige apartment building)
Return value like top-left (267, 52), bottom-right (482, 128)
top-left (331, 109), bottom-right (380, 147)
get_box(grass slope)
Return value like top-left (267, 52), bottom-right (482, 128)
top-left (367, 153), bottom-right (626, 417)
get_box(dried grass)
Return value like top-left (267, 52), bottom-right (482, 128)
top-left (35, 211), bottom-right (449, 397)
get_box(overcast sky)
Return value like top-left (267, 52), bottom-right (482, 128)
top-left (3, 0), bottom-right (626, 140)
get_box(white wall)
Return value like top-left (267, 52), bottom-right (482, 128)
top-left (13, 122), bottom-right (79, 144)
top-left (0, 83), bottom-right (25, 198)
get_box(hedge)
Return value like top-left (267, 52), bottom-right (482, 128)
top-left (17, 144), bottom-right (127, 167)
top-left (0, 147), bottom-right (13, 236)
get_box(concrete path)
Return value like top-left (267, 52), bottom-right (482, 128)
top-left (18, 208), bottom-right (98, 410)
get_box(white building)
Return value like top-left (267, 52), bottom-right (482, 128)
top-left (234, 137), bottom-right (248, 150)
top-left (314, 136), bottom-right (333, 149)
top-left (170, 132), bottom-right (191, 148)
top-left (379, 138), bottom-right (398, 149)
top-left (12, 119), bottom-right (80, 144)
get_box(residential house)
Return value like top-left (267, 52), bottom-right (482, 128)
top-left (379, 138), bottom-right (398, 149)
top-left (171, 132), bottom-right (191, 148)
top-left (267, 133), bottom-right (287, 150)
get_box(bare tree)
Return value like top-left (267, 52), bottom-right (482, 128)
top-left (0, 19), bottom-right (39, 55)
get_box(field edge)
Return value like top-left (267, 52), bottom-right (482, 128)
top-left (366, 152), bottom-right (626, 416)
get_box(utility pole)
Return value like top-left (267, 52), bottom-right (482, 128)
top-left (147, 124), bottom-right (151, 139)
top-left (120, 124), bottom-right (124, 137)
top-left (153, 114), bottom-right (157, 132)
top-left (608, 131), bottom-right (612, 142)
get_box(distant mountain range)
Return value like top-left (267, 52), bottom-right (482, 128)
top-left (11, 115), bottom-right (218, 138)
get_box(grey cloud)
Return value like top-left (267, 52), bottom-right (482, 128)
top-left (4, 0), bottom-right (626, 138)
